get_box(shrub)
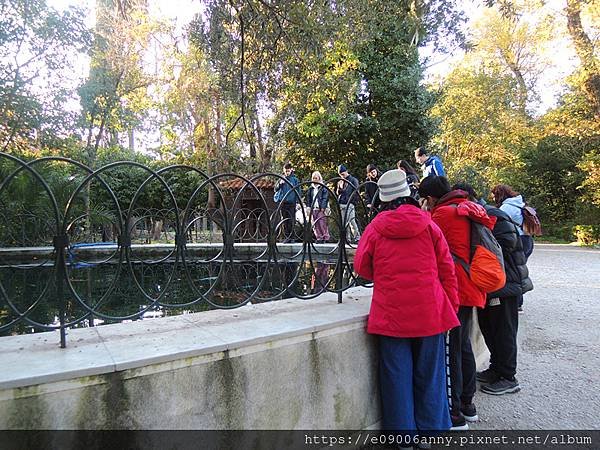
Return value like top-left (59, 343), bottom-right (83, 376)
top-left (573, 225), bottom-right (600, 246)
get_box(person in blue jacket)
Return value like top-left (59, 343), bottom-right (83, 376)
top-left (414, 147), bottom-right (446, 178)
top-left (274, 162), bottom-right (301, 243)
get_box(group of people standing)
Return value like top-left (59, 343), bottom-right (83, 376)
top-left (273, 152), bottom-right (434, 245)
top-left (274, 162), bottom-right (364, 244)
top-left (352, 147), bottom-right (535, 444)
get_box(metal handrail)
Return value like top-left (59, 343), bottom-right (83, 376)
top-left (0, 153), bottom-right (376, 347)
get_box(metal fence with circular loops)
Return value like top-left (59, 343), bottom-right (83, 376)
top-left (0, 153), bottom-right (376, 347)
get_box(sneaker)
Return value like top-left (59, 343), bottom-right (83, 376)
top-left (481, 377), bottom-right (521, 395)
top-left (461, 402), bottom-right (479, 422)
top-left (477, 368), bottom-right (500, 384)
top-left (450, 412), bottom-right (469, 431)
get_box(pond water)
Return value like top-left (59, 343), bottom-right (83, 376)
top-left (0, 246), bottom-right (360, 336)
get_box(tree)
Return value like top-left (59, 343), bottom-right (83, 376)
top-left (0, 0), bottom-right (90, 152)
top-left (78, 0), bottom-right (161, 167)
top-left (157, 42), bottom-right (228, 169)
top-left (429, 59), bottom-right (535, 186)
top-left (191, 0), bottom-right (466, 175)
top-left (566, 0), bottom-right (600, 118)
top-left (472, 3), bottom-right (555, 115)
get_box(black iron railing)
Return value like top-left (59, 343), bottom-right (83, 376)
top-left (0, 153), bottom-right (377, 347)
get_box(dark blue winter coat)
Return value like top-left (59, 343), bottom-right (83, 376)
top-left (274, 174), bottom-right (301, 204)
top-left (306, 184), bottom-right (329, 210)
top-left (337, 174), bottom-right (359, 205)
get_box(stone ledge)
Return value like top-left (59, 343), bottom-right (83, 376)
top-left (0, 287), bottom-right (372, 391)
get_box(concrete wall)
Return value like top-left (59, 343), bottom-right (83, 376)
top-left (0, 288), bottom-right (380, 430)
top-left (0, 288), bottom-right (487, 430)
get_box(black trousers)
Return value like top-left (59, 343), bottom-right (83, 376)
top-left (280, 202), bottom-right (296, 239)
top-left (477, 295), bottom-right (519, 380)
top-left (448, 306), bottom-right (476, 413)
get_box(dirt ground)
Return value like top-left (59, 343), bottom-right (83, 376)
top-left (470, 244), bottom-right (600, 430)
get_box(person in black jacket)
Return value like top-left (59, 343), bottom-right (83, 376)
top-left (364, 164), bottom-right (381, 213)
top-left (453, 183), bottom-right (533, 397)
top-left (336, 164), bottom-right (361, 243)
top-left (397, 159), bottom-right (421, 200)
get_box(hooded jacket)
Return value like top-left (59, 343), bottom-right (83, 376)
top-left (430, 190), bottom-right (497, 308)
top-left (484, 205), bottom-right (534, 298)
top-left (354, 204), bottom-right (459, 338)
top-left (499, 195), bottom-right (525, 235)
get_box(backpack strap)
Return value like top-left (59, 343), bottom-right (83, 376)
top-left (451, 253), bottom-right (471, 276)
top-left (446, 203), bottom-right (474, 273)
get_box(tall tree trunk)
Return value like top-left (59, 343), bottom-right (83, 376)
top-left (128, 128), bottom-right (135, 151)
top-left (214, 90), bottom-right (223, 163)
top-left (566, 0), bottom-right (600, 118)
top-left (499, 45), bottom-right (528, 115)
top-left (255, 114), bottom-right (269, 172)
top-left (506, 61), bottom-right (528, 115)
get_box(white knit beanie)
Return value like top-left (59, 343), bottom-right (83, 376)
top-left (377, 169), bottom-right (411, 202)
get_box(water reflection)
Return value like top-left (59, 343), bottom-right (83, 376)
top-left (0, 251), bottom-right (353, 335)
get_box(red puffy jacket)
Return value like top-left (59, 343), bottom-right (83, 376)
top-left (354, 204), bottom-right (460, 338)
top-left (430, 191), bottom-right (497, 308)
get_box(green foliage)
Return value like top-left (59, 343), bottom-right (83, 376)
top-left (190, 0), bottom-right (465, 175)
top-left (573, 225), bottom-right (600, 246)
top-left (0, 0), bottom-right (91, 150)
top-left (78, 1), bottom-right (162, 161)
top-left (517, 135), bottom-right (588, 225)
top-left (280, 2), bottom-right (443, 178)
top-left (578, 150), bottom-right (600, 207)
top-left (356, 19), bottom-right (437, 168)
top-left (430, 61), bottom-right (533, 188)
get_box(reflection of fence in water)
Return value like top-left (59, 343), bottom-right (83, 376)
top-left (0, 152), bottom-right (375, 347)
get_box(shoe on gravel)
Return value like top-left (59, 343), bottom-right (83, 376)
top-left (450, 412), bottom-right (469, 431)
top-left (481, 377), bottom-right (521, 395)
top-left (476, 368), bottom-right (500, 384)
top-left (461, 402), bottom-right (479, 422)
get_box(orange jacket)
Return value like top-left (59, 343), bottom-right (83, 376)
top-left (431, 191), bottom-right (496, 308)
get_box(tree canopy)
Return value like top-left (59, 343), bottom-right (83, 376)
top-left (0, 0), bottom-right (598, 241)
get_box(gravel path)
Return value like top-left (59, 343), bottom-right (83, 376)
top-left (470, 244), bottom-right (600, 430)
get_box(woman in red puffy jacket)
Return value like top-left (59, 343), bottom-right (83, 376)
top-left (354, 169), bottom-right (459, 435)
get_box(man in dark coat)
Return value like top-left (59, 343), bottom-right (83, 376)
top-left (274, 162), bottom-right (301, 243)
top-left (336, 164), bottom-right (361, 243)
top-left (453, 183), bottom-right (533, 396)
